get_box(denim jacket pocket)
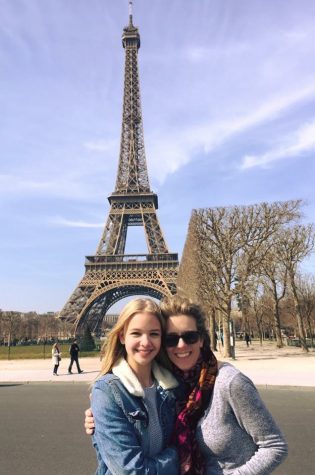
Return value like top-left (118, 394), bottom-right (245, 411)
top-left (127, 409), bottom-right (148, 428)
top-left (127, 409), bottom-right (149, 454)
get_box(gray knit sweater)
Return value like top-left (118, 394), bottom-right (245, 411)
top-left (196, 363), bottom-right (288, 475)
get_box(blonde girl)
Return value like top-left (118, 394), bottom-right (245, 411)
top-left (91, 298), bottom-right (179, 475)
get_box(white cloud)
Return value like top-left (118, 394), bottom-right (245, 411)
top-left (148, 84), bottom-right (315, 182)
top-left (0, 174), bottom-right (51, 192)
top-left (184, 43), bottom-right (250, 62)
top-left (0, 173), bottom-right (104, 201)
top-left (84, 139), bottom-right (117, 152)
top-left (283, 30), bottom-right (308, 42)
top-left (241, 120), bottom-right (315, 169)
top-left (48, 216), bottom-right (103, 228)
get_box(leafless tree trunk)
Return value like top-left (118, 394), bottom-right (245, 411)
top-left (1, 312), bottom-right (21, 359)
top-left (296, 274), bottom-right (315, 347)
top-left (260, 261), bottom-right (287, 348)
top-left (250, 281), bottom-right (266, 345)
top-left (209, 308), bottom-right (217, 351)
top-left (277, 225), bottom-right (315, 352)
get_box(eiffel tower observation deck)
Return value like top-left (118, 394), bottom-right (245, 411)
top-left (59, 2), bottom-right (179, 335)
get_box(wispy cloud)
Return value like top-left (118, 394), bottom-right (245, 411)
top-left (148, 84), bottom-right (315, 182)
top-left (84, 139), bottom-right (117, 152)
top-left (283, 29), bottom-right (309, 42)
top-left (48, 216), bottom-right (103, 228)
top-left (0, 173), bottom-right (105, 201)
top-left (184, 43), bottom-right (251, 62)
top-left (241, 119), bottom-right (315, 169)
top-left (0, 174), bottom-right (52, 192)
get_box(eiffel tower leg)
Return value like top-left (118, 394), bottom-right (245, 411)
top-left (97, 214), bottom-right (128, 255)
top-left (142, 212), bottom-right (168, 254)
top-left (76, 293), bottom-right (110, 336)
top-left (59, 285), bottom-right (94, 326)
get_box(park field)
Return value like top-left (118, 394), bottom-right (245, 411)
top-left (0, 343), bottom-right (100, 360)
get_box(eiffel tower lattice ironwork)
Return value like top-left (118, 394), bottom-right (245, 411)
top-left (59, 6), bottom-right (179, 335)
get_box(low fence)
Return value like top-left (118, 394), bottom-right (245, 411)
top-left (286, 338), bottom-right (314, 348)
top-left (0, 342), bottom-right (101, 360)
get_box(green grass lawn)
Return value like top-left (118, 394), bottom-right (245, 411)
top-left (0, 343), bottom-right (101, 360)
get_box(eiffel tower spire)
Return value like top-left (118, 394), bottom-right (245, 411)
top-left (58, 5), bottom-right (178, 335)
top-left (96, 5), bottom-right (168, 257)
top-left (115, 1), bottom-right (149, 193)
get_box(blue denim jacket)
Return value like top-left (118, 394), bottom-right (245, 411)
top-left (91, 358), bottom-right (179, 475)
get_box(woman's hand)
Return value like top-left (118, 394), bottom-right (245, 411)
top-left (84, 407), bottom-right (95, 435)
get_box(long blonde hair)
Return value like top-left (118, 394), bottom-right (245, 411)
top-left (98, 298), bottom-right (165, 378)
top-left (52, 342), bottom-right (60, 354)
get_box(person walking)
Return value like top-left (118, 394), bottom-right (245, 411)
top-left (68, 339), bottom-right (83, 374)
top-left (244, 332), bottom-right (251, 347)
top-left (52, 342), bottom-right (61, 376)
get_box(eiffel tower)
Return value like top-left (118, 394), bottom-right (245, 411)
top-left (59, 3), bottom-right (179, 335)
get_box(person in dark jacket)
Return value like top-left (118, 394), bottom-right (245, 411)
top-left (244, 332), bottom-right (251, 347)
top-left (68, 339), bottom-right (83, 374)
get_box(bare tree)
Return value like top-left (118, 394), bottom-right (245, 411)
top-left (19, 312), bottom-right (40, 341)
top-left (179, 200), bottom-right (301, 357)
top-left (0, 310), bottom-right (4, 345)
top-left (1, 311), bottom-right (21, 359)
top-left (296, 273), bottom-right (315, 347)
top-left (247, 279), bottom-right (266, 345)
top-left (177, 212), bottom-right (218, 351)
top-left (260, 250), bottom-right (288, 348)
top-left (277, 224), bottom-right (315, 352)
top-left (177, 211), bottom-right (201, 302)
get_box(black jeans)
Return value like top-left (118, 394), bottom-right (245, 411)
top-left (68, 356), bottom-right (81, 373)
top-left (53, 364), bottom-right (59, 374)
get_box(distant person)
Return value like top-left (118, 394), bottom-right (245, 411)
top-left (68, 339), bottom-right (83, 374)
top-left (52, 342), bottom-right (61, 376)
top-left (245, 332), bottom-right (251, 347)
top-left (220, 331), bottom-right (224, 346)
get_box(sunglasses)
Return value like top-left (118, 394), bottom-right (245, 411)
top-left (164, 331), bottom-right (200, 348)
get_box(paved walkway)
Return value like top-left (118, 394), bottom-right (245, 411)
top-left (0, 340), bottom-right (314, 387)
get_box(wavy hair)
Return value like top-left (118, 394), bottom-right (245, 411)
top-left (98, 298), bottom-right (165, 378)
top-left (160, 294), bottom-right (210, 353)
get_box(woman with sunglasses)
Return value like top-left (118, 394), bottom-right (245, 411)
top-left (160, 296), bottom-right (287, 475)
top-left (86, 295), bottom-right (288, 475)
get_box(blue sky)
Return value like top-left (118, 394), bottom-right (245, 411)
top-left (1, 0), bottom-right (315, 313)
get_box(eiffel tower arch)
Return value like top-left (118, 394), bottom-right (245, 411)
top-left (58, 5), bottom-right (179, 335)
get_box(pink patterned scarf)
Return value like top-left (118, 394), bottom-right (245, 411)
top-left (171, 348), bottom-right (217, 475)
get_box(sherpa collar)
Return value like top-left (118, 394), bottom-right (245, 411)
top-left (112, 357), bottom-right (178, 397)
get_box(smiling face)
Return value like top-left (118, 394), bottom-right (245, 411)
top-left (165, 314), bottom-right (203, 371)
top-left (120, 312), bottom-right (162, 375)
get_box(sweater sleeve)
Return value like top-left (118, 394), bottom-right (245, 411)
top-left (228, 372), bottom-right (288, 475)
top-left (91, 380), bottom-right (178, 475)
